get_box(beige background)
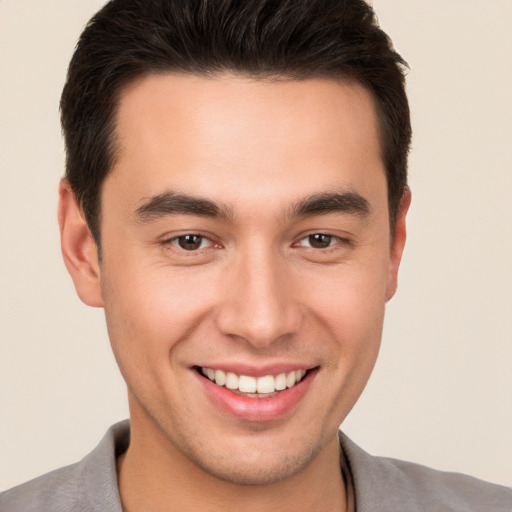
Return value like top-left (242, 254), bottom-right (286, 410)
top-left (1, 0), bottom-right (511, 491)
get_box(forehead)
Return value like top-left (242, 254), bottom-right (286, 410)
top-left (107, 73), bottom-right (385, 214)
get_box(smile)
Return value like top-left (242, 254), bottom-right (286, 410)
top-left (200, 367), bottom-right (308, 396)
top-left (194, 365), bottom-right (317, 422)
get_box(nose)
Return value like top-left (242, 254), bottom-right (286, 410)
top-left (215, 248), bottom-right (303, 348)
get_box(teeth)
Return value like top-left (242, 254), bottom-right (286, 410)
top-left (225, 372), bottom-right (238, 390)
top-left (275, 373), bottom-right (287, 391)
top-left (286, 371), bottom-right (296, 388)
top-left (214, 369), bottom-right (226, 386)
top-left (239, 375), bottom-right (257, 393)
top-left (200, 367), bottom-right (308, 394)
top-left (256, 375), bottom-right (275, 394)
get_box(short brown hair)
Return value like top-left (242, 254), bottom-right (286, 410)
top-left (61, 0), bottom-right (411, 245)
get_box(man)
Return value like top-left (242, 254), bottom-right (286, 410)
top-left (1, 0), bottom-right (511, 510)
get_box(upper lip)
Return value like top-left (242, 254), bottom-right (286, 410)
top-left (193, 363), bottom-right (317, 377)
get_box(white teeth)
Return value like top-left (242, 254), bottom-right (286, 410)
top-left (238, 375), bottom-right (257, 393)
top-left (275, 373), bottom-right (287, 391)
top-left (214, 369), bottom-right (226, 386)
top-left (225, 372), bottom-right (239, 390)
top-left (286, 371), bottom-right (296, 388)
top-left (201, 367), bottom-right (308, 394)
top-left (256, 375), bottom-right (275, 394)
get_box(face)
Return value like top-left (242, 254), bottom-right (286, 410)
top-left (61, 73), bottom-right (409, 485)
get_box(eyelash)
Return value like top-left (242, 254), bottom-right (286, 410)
top-left (161, 232), bottom-right (350, 253)
top-left (295, 233), bottom-right (349, 250)
top-left (162, 234), bottom-right (217, 252)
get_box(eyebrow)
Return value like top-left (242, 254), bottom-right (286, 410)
top-left (135, 192), bottom-right (233, 221)
top-left (134, 190), bottom-right (370, 223)
top-left (289, 191), bottom-right (370, 219)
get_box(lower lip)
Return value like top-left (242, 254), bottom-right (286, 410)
top-left (195, 370), bottom-right (316, 422)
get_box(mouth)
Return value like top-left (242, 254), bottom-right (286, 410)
top-left (193, 365), bottom-right (317, 422)
top-left (196, 366), bottom-right (309, 397)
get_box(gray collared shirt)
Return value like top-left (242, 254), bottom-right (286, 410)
top-left (1, 420), bottom-right (511, 511)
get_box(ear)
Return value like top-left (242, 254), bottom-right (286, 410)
top-left (58, 178), bottom-right (103, 307)
top-left (386, 188), bottom-right (411, 301)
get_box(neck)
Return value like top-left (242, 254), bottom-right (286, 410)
top-left (117, 415), bottom-right (348, 512)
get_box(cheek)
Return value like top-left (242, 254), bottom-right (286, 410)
top-left (304, 258), bottom-right (388, 381)
top-left (100, 264), bottom-right (216, 375)
top-left (320, 285), bottom-right (384, 382)
top-left (307, 257), bottom-right (388, 332)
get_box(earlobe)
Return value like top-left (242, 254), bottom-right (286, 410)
top-left (386, 188), bottom-right (411, 301)
top-left (58, 178), bottom-right (103, 307)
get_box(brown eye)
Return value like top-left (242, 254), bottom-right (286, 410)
top-left (307, 233), bottom-right (333, 249)
top-left (174, 234), bottom-right (207, 251)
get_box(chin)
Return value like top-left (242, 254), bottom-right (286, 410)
top-left (176, 424), bottom-right (334, 487)
top-left (189, 447), bottom-right (316, 486)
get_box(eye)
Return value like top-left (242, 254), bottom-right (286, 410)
top-left (299, 233), bottom-right (338, 249)
top-left (170, 234), bottom-right (212, 251)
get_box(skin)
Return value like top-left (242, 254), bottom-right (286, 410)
top-left (59, 74), bottom-right (410, 511)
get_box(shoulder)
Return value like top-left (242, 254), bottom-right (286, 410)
top-left (374, 455), bottom-right (512, 512)
top-left (339, 431), bottom-right (512, 512)
top-left (0, 462), bottom-right (84, 512)
top-left (0, 421), bottom-right (129, 512)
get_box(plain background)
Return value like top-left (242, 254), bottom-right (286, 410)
top-left (1, 0), bottom-right (511, 491)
